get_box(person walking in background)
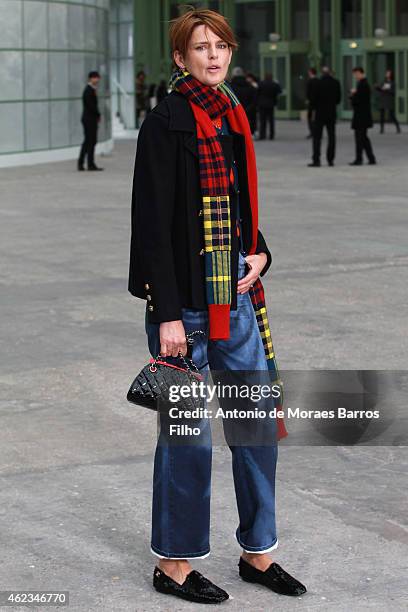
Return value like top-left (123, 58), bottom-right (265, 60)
top-left (349, 67), bottom-right (377, 166)
top-left (77, 71), bottom-right (103, 172)
top-left (136, 70), bottom-right (147, 126)
top-left (309, 66), bottom-right (341, 167)
top-left (306, 68), bottom-right (319, 139)
top-left (245, 72), bottom-right (259, 134)
top-left (258, 73), bottom-right (281, 140)
top-left (376, 69), bottom-right (401, 134)
top-left (156, 79), bottom-right (168, 105)
top-left (230, 66), bottom-right (258, 135)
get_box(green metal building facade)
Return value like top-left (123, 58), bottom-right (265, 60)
top-left (112, 1), bottom-right (408, 125)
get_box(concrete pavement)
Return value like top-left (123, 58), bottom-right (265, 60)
top-left (0, 120), bottom-right (407, 611)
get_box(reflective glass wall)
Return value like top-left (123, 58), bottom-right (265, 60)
top-left (0, 0), bottom-right (111, 156)
top-left (110, 0), bottom-right (135, 128)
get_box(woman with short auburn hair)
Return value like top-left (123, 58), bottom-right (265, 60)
top-left (129, 8), bottom-right (306, 604)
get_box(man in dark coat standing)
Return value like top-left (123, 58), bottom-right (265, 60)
top-left (230, 67), bottom-right (258, 134)
top-left (350, 67), bottom-right (376, 165)
top-left (257, 73), bottom-right (282, 140)
top-left (78, 71), bottom-right (103, 171)
top-left (309, 66), bottom-right (342, 167)
top-left (306, 67), bottom-right (319, 138)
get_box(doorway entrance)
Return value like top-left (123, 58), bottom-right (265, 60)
top-left (367, 52), bottom-right (395, 120)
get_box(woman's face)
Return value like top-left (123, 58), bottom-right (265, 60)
top-left (174, 25), bottom-right (232, 89)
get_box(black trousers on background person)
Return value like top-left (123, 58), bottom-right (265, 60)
top-left (259, 107), bottom-right (275, 139)
top-left (354, 128), bottom-right (376, 163)
top-left (379, 109), bottom-right (401, 133)
top-left (312, 120), bottom-right (336, 165)
top-left (307, 109), bottom-right (314, 137)
top-left (78, 119), bottom-right (98, 169)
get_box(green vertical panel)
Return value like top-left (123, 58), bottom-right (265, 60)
top-left (162, 0), bottom-right (172, 78)
top-left (387, 0), bottom-right (396, 35)
top-left (331, 0), bottom-right (341, 77)
top-left (281, 0), bottom-right (290, 39)
top-left (364, 0), bottom-right (373, 38)
top-left (150, 0), bottom-right (162, 83)
top-left (309, 0), bottom-right (320, 67)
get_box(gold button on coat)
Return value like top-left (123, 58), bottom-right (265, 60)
top-left (148, 305), bottom-right (154, 311)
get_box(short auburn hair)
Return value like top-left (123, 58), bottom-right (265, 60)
top-left (169, 7), bottom-right (238, 66)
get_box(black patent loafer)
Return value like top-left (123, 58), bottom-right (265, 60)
top-left (238, 557), bottom-right (307, 596)
top-left (153, 566), bottom-right (229, 604)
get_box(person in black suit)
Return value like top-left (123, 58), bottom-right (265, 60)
top-left (78, 71), bottom-right (103, 171)
top-left (376, 69), bottom-right (401, 134)
top-left (349, 67), bottom-right (376, 165)
top-left (230, 66), bottom-right (258, 134)
top-left (306, 67), bottom-right (319, 138)
top-left (258, 73), bottom-right (282, 140)
top-left (309, 66), bottom-right (342, 167)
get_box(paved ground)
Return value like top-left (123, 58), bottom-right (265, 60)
top-left (1, 121), bottom-right (407, 611)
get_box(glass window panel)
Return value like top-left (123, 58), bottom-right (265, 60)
top-left (320, 0), bottom-right (332, 66)
top-left (98, 59), bottom-right (109, 95)
top-left (49, 3), bottom-right (68, 49)
top-left (0, 102), bottom-right (24, 153)
top-left (50, 100), bottom-right (70, 147)
top-left (291, 0), bottom-right (309, 40)
top-left (24, 1), bottom-right (47, 49)
top-left (0, 52), bottom-right (23, 101)
top-left (110, 24), bottom-right (118, 58)
top-left (69, 53), bottom-right (85, 98)
top-left (119, 0), bottom-right (133, 22)
top-left (25, 52), bottom-right (49, 100)
top-left (291, 54), bottom-right (308, 110)
top-left (68, 4), bottom-right (85, 50)
top-left (84, 7), bottom-right (97, 51)
top-left (341, 0), bottom-right (362, 38)
top-left (120, 92), bottom-right (135, 128)
top-left (235, 1), bottom-right (277, 76)
top-left (0, 0), bottom-right (22, 48)
top-left (398, 52), bottom-right (405, 88)
top-left (276, 57), bottom-right (286, 110)
top-left (120, 58), bottom-right (134, 92)
top-left (104, 96), bottom-right (111, 137)
top-left (25, 101), bottom-right (49, 150)
top-left (119, 22), bottom-right (133, 58)
top-left (69, 98), bottom-right (84, 146)
top-left (343, 55), bottom-right (353, 110)
top-left (396, 1), bottom-right (408, 35)
top-left (49, 52), bottom-right (69, 99)
top-left (373, 0), bottom-right (386, 31)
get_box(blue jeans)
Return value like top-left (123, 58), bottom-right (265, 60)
top-left (145, 253), bottom-right (278, 559)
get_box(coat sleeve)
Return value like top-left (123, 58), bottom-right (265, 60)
top-left (83, 87), bottom-right (100, 118)
top-left (129, 110), bottom-right (182, 323)
top-left (255, 229), bottom-right (272, 277)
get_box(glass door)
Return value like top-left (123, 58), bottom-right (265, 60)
top-left (396, 51), bottom-right (408, 123)
top-left (367, 52), bottom-right (395, 122)
top-left (260, 54), bottom-right (289, 117)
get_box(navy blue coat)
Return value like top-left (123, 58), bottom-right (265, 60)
top-left (128, 91), bottom-right (272, 323)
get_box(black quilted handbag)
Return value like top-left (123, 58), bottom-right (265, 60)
top-left (127, 331), bottom-right (206, 413)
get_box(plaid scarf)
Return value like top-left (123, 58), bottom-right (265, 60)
top-left (170, 69), bottom-right (286, 439)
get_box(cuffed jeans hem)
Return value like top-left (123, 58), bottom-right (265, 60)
top-left (238, 537), bottom-right (279, 554)
top-left (150, 545), bottom-right (211, 560)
